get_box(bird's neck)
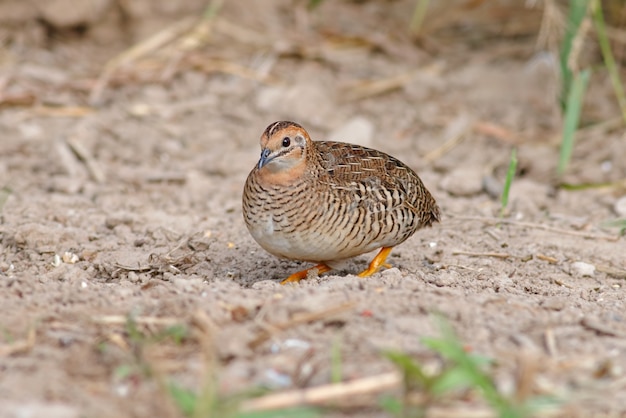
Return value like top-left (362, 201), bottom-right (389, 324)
top-left (257, 161), bottom-right (308, 187)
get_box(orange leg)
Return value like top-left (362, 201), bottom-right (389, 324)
top-left (357, 247), bottom-right (394, 278)
top-left (281, 263), bottom-right (333, 284)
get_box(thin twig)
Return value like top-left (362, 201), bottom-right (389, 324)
top-left (451, 250), bottom-right (515, 259)
top-left (581, 317), bottom-right (626, 338)
top-left (112, 262), bottom-right (154, 272)
top-left (473, 120), bottom-right (520, 144)
top-left (446, 264), bottom-right (482, 272)
top-left (240, 371), bottom-right (400, 412)
top-left (453, 216), bottom-right (619, 242)
top-left (66, 136), bottom-right (106, 183)
top-left (250, 302), bottom-right (356, 348)
top-left (536, 254), bottom-right (559, 264)
top-left (34, 106), bottom-right (93, 117)
top-left (92, 315), bottom-right (181, 326)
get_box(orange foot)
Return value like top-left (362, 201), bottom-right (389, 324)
top-left (357, 247), bottom-right (394, 277)
top-left (281, 263), bottom-right (333, 284)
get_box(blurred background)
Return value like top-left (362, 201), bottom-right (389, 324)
top-left (1, 0), bottom-right (625, 188)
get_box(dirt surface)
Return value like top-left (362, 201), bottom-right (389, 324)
top-left (1, 1), bottom-right (626, 417)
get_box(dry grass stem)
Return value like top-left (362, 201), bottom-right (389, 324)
top-left (473, 121), bottom-right (520, 144)
top-left (424, 114), bottom-right (472, 163)
top-left (106, 332), bottom-right (130, 351)
top-left (536, 254), bottom-right (559, 264)
top-left (455, 216), bottom-right (619, 242)
top-left (537, 0), bottom-right (564, 52)
top-left (343, 71), bottom-right (418, 101)
top-left (452, 250), bottom-right (515, 259)
top-left (92, 315), bottom-right (182, 327)
top-left (34, 106), bottom-right (93, 117)
top-left (89, 17), bottom-right (198, 104)
top-left (566, 9), bottom-right (591, 74)
top-left (66, 136), bottom-right (106, 183)
top-left (240, 371), bottom-right (400, 412)
top-left (0, 326), bottom-right (36, 357)
top-left (250, 301), bottom-right (356, 348)
top-left (544, 328), bottom-right (558, 357)
top-left (427, 408), bottom-right (495, 418)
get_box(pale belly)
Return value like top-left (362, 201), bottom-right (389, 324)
top-left (247, 211), bottom-right (383, 262)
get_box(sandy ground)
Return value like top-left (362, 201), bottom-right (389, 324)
top-left (1, 1), bottom-right (625, 417)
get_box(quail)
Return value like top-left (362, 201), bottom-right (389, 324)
top-left (242, 121), bottom-right (440, 284)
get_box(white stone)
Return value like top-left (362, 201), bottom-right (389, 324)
top-left (327, 116), bottom-right (374, 147)
top-left (439, 167), bottom-right (483, 196)
top-left (570, 261), bottom-right (595, 277)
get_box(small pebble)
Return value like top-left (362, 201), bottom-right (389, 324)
top-left (283, 338), bottom-right (311, 350)
top-left (570, 261), bottom-right (595, 278)
top-left (614, 196), bottom-right (626, 217)
top-left (427, 271), bottom-right (458, 287)
top-left (440, 168), bottom-right (483, 196)
top-left (62, 251), bottom-right (79, 264)
top-left (482, 175), bottom-right (502, 199)
top-left (52, 254), bottom-right (62, 267)
top-left (262, 369), bottom-right (292, 389)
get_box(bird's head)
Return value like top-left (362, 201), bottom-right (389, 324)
top-left (256, 121), bottom-right (311, 181)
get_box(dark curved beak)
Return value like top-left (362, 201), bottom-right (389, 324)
top-left (257, 148), bottom-right (272, 169)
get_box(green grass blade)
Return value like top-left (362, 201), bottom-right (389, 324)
top-left (202, 0), bottom-right (224, 19)
top-left (601, 218), bottom-right (626, 235)
top-left (308, 0), bottom-right (325, 9)
top-left (422, 318), bottom-right (524, 417)
top-left (385, 350), bottom-right (433, 389)
top-left (330, 335), bottom-right (342, 384)
top-left (410, 0), bottom-right (430, 34)
top-left (559, 0), bottom-right (590, 110)
top-left (592, 0), bottom-right (626, 124)
top-left (500, 148), bottom-right (517, 218)
top-left (560, 181), bottom-right (616, 190)
top-left (237, 407), bottom-right (320, 418)
top-left (169, 383), bottom-right (197, 417)
top-left (558, 68), bottom-right (591, 176)
top-left (0, 187), bottom-right (11, 213)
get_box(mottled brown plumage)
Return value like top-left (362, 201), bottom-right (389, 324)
top-left (242, 121), bottom-right (440, 283)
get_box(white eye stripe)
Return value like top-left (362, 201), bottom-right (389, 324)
top-left (268, 121), bottom-right (283, 137)
top-left (264, 121), bottom-right (305, 139)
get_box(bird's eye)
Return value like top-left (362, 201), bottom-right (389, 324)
top-left (282, 137), bottom-right (291, 147)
